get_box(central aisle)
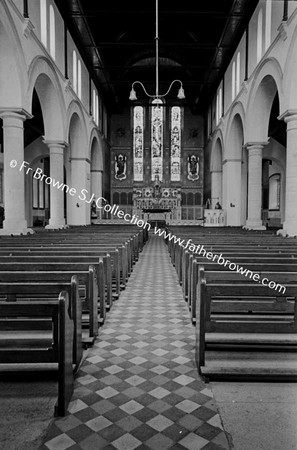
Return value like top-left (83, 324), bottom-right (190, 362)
top-left (43, 234), bottom-right (230, 450)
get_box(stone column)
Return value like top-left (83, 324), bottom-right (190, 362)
top-left (244, 143), bottom-right (266, 230)
top-left (211, 170), bottom-right (222, 208)
top-left (0, 111), bottom-right (33, 235)
top-left (91, 168), bottom-right (103, 219)
top-left (223, 159), bottom-right (242, 226)
top-left (44, 141), bottom-right (67, 229)
top-left (69, 158), bottom-right (90, 225)
top-left (278, 112), bottom-right (297, 236)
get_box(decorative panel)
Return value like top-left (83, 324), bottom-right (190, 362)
top-left (170, 106), bottom-right (181, 181)
top-left (151, 99), bottom-right (163, 181)
top-left (133, 106), bottom-right (144, 181)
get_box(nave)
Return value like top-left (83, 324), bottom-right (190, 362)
top-left (41, 234), bottom-right (230, 450)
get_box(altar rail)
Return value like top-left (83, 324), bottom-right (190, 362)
top-left (204, 209), bottom-right (226, 227)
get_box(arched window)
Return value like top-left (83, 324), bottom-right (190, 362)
top-left (231, 61), bottom-right (236, 101)
top-left (171, 106), bottom-right (181, 181)
top-left (265, 0), bottom-right (272, 52)
top-left (77, 59), bottom-right (82, 99)
top-left (216, 87), bottom-right (223, 124)
top-left (49, 5), bottom-right (55, 59)
top-left (257, 9), bottom-right (263, 63)
top-left (40, 0), bottom-right (47, 47)
top-left (93, 89), bottom-right (96, 122)
top-left (73, 50), bottom-right (77, 93)
top-left (133, 106), bottom-right (144, 181)
top-left (218, 87), bottom-right (222, 119)
top-left (93, 90), bottom-right (100, 125)
top-left (151, 98), bottom-right (164, 181)
top-left (236, 52), bottom-right (240, 94)
top-left (95, 93), bottom-right (99, 125)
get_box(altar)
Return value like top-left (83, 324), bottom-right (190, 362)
top-left (142, 208), bottom-right (171, 227)
top-left (132, 187), bottom-right (181, 223)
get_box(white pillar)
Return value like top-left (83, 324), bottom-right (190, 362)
top-left (91, 168), bottom-right (103, 200)
top-left (278, 112), bottom-right (297, 236)
top-left (68, 158), bottom-right (90, 225)
top-left (0, 111), bottom-right (33, 235)
top-left (211, 170), bottom-right (222, 208)
top-left (45, 141), bottom-right (67, 229)
top-left (223, 159), bottom-right (242, 226)
top-left (244, 143), bottom-right (266, 230)
top-left (91, 168), bottom-right (103, 219)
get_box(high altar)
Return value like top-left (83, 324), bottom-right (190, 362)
top-left (132, 186), bottom-right (182, 223)
top-left (107, 106), bottom-right (205, 225)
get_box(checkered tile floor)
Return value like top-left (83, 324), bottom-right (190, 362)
top-left (42, 234), bottom-right (230, 450)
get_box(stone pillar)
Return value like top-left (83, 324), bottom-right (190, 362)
top-left (44, 141), bottom-right (67, 229)
top-left (68, 158), bottom-right (91, 225)
top-left (223, 159), bottom-right (242, 226)
top-left (0, 111), bottom-right (33, 235)
top-left (211, 170), bottom-right (222, 208)
top-left (91, 168), bottom-right (103, 219)
top-left (244, 143), bottom-right (266, 230)
top-left (278, 112), bottom-right (297, 236)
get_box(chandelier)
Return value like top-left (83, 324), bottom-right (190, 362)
top-left (129, 0), bottom-right (185, 102)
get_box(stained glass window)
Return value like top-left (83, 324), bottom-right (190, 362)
top-left (151, 98), bottom-right (163, 181)
top-left (133, 106), bottom-right (144, 181)
top-left (170, 106), bottom-right (181, 181)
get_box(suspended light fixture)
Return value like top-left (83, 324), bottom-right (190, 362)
top-left (129, 0), bottom-right (185, 102)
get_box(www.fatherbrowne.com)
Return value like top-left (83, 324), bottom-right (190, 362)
top-left (154, 227), bottom-right (286, 294)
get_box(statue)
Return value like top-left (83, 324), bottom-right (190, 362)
top-left (153, 174), bottom-right (162, 199)
top-left (187, 154), bottom-right (199, 181)
top-left (115, 153), bottom-right (127, 180)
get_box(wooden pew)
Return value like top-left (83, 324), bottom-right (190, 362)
top-left (0, 292), bottom-right (74, 416)
top-left (0, 247), bottom-right (120, 302)
top-left (0, 265), bottom-right (101, 345)
top-left (0, 255), bottom-right (108, 324)
top-left (0, 277), bottom-right (83, 370)
top-left (196, 281), bottom-right (297, 381)
top-left (189, 261), bottom-right (297, 324)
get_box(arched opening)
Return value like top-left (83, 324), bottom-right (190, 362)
top-left (211, 138), bottom-right (223, 209)
top-left (225, 113), bottom-right (246, 226)
top-left (262, 92), bottom-right (286, 228)
top-left (90, 136), bottom-right (103, 219)
top-left (24, 89), bottom-right (49, 227)
top-left (67, 110), bottom-right (89, 225)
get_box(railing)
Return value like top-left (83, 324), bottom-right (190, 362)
top-left (204, 209), bottom-right (226, 227)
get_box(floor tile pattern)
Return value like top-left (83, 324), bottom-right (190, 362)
top-left (42, 234), bottom-right (230, 450)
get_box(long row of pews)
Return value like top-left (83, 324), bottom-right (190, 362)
top-left (166, 226), bottom-right (297, 381)
top-left (0, 224), bottom-right (148, 416)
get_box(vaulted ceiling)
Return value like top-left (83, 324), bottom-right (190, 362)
top-left (55, 0), bottom-right (259, 114)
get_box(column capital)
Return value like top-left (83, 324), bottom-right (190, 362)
top-left (278, 110), bottom-right (297, 122)
top-left (43, 140), bottom-right (68, 149)
top-left (0, 109), bottom-right (33, 122)
top-left (243, 142), bottom-right (268, 151)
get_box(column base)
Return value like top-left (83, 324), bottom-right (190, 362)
top-left (0, 219), bottom-right (35, 235)
top-left (277, 227), bottom-right (297, 237)
top-left (45, 223), bottom-right (69, 230)
top-left (45, 218), bottom-right (67, 230)
top-left (0, 227), bottom-right (35, 236)
top-left (243, 221), bottom-right (266, 231)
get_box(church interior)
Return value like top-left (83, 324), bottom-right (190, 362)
top-left (1, 1), bottom-right (297, 449)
